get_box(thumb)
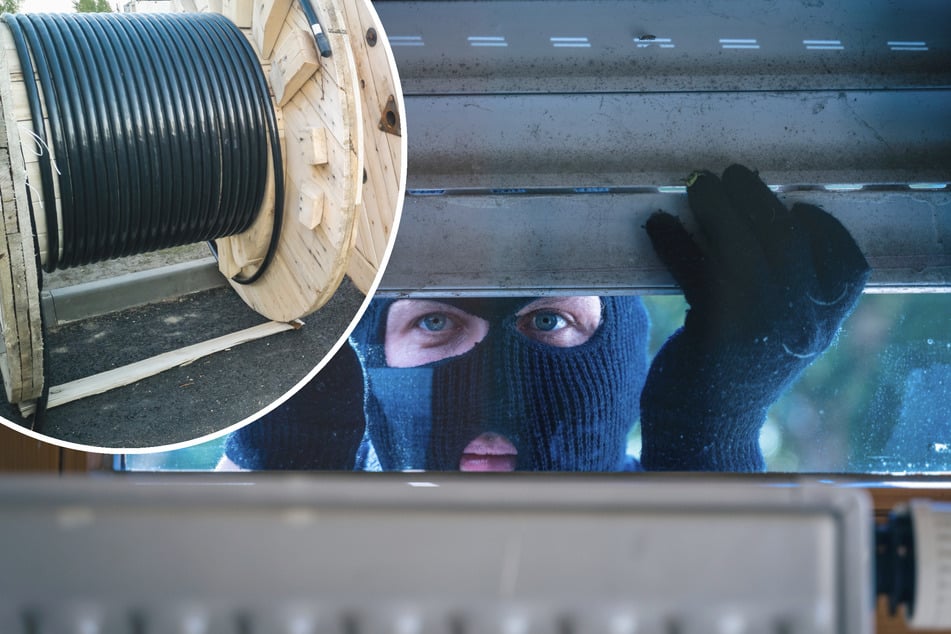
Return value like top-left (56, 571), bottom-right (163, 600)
top-left (790, 203), bottom-right (870, 307)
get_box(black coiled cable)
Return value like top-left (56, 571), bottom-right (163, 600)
top-left (4, 12), bottom-right (283, 283)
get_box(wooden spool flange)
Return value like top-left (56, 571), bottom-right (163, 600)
top-left (0, 47), bottom-right (43, 406)
top-left (338, 0), bottom-right (407, 294)
top-left (184, 0), bottom-right (407, 314)
top-left (0, 0), bottom-right (405, 407)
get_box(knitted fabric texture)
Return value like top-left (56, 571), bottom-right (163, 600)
top-left (225, 342), bottom-right (365, 470)
top-left (640, 165), bottom-right (870, 471)
top-left (349, 296), bottom-right (650, 471)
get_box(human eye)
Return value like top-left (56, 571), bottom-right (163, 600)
top-left (410, 312), bottom-right (464, 345)
top-left (515, 297), bottom-right (601, 348)
top-left (517, 309), bottom-right (574, 346)
top-left (385, 300), bottom-right (490, 367)
top-left (525, 310), bottom-right (568, 333)
top-left (417, 312), bottom-right (452, 332)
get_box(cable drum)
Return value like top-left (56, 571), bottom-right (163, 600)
top-left (4, 12), bottom-right (282, 277)
top-left (0, 0), bottom-right (406, 413)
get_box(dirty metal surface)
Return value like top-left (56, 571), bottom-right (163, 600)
top-left (374, 0), bottom-right (951, 294)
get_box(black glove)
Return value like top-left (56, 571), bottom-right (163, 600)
top-left (640, 164), bottom-right (870, 471)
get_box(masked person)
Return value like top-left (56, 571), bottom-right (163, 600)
top-left (348, 294), bottom-right (649, 472)
top-left (222, 165), bottom-right (870, 472)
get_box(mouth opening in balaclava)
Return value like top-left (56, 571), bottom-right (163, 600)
top-left (349, 296), bottom-right (650, 472)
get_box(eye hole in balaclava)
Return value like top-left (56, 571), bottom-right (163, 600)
top-left (349, 296), bottom-right (650, 472)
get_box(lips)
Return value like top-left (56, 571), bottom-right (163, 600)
top-left (459, 432), bottom-right (518, 472)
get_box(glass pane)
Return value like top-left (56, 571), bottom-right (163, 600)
top-left (765, 293), bottom-right (950, 473)
top-left (120, 436), bottom-right (227, 471)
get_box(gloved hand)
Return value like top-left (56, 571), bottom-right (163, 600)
top-left (640, 164), bottom-right (870, 471)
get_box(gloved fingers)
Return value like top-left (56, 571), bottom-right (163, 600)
top-left (720, 164), bottom-right (808, 276)
top-left (686, 169), bottom-right (764, 282)
top-left (645, 210), bottom-right (709, 306)
top-left (721, 164), bottom-right (792, 228)
top-left (791, 203), bottom-right (871, 307)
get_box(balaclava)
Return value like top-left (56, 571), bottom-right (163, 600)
top-left (349, 296), bottom-right (650, 471)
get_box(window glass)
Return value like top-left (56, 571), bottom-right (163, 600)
top-left (767, 293), bottom-right (949, 473)
top-left (120, 435), bottom-right (226, 471)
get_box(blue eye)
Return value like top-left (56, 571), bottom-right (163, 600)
top-left (532, 312), bottom-right (565, 331)
top-left (419, 313), bottom-right (449, 332)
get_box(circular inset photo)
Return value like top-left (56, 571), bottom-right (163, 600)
top-left (0, 0), bottom-right (406, 452)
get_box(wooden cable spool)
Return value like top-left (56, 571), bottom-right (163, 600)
top-left (0, 0), bottom-right (406, 409)
top-left (172, 0), bottom-right (406, 304)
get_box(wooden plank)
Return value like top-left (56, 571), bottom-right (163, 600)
top-left (22, 160), bottom-right (48, 252)
top-left (344, 0), bottom-right (404, 172)
top-left (41, 320), bottom-right (302, 411)
top-left (221, 0), bottom-right (253, 28)
top-left (0, 421), bottom-right (108, 471)
top-left (0, 423), bottom-right (60, 471)
top-left (172, 0), bottom-right (199, 11)
top-left (297, 180), bottom-right (327, 230)
top-left (59, 448), bottom-right (109, 472)
top-left (0, 27), bottom-right (23, 86)
top-left (359, 140), bottom-right (391, 268)
top-left (6, 55), bottom-right (45, 401)
top-left (347, 255), bottom-right (376, 295)
top-left (5, 229), bottom-right (35, 400)
top-left (282, 2), bottom-right (342, 86)
top-left (351, 198), bottom-right (375, 269)
top-left (252, 0), bottom-right (293, 58)
top-left (339, 0), bottom-right (407, 293)
top-left (304, 125), bottom-right (329, 165)
top-left (8, 41), bottom-right (63, 270)
top-left (0, 26), bottom-right (43, 405)
top-left (0, 139), bottom-right (25, 402)
top-left (270, 29), bottom-right (320, 106)
top-left (294, 64), bottom-right (355, 152)
top-left (214, 238), bottom-right (241, 279)
top-left (283, 101), bottom-right (356, 219)
top-left (346, 206), bottom-right (379, 293)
